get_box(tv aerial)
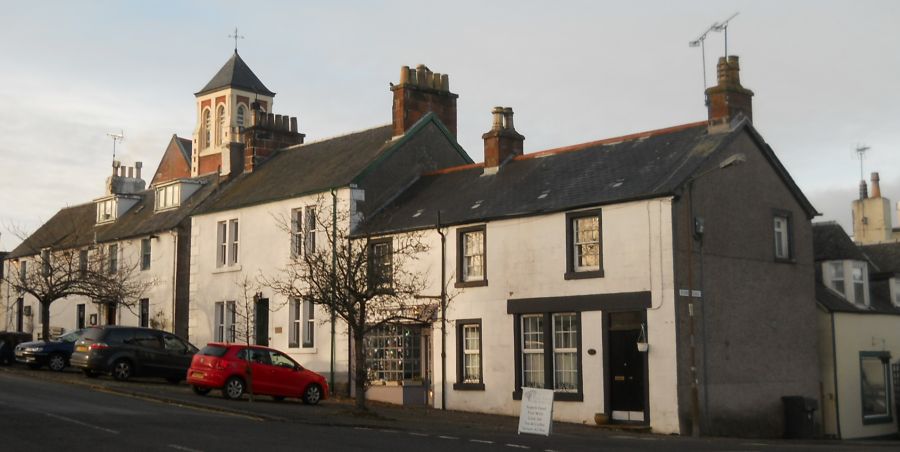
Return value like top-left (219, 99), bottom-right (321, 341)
top-left (106, 130), bottom-right (124, 163)
top-left (855, 144), bottom-right (870, 182)
top-left (689, 12), bottom-right (739, 90)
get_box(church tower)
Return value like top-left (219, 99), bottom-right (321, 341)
top-left (192, 51), bottom-right (276, 177)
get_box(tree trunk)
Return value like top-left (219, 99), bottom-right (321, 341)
top-left (41, 301), bottom-right (51, 340)
top-left (354, 331), bottom-right (367, 410)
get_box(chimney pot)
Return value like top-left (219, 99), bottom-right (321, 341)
top-left (290, 116), bottom-right (298, 133)
top-left (871, 172), bottom-right (882, 198)
top-left (491, 106), bottom-right (504, 131)
top-left (432, 73), bottom-right (441, 90)
top-left (483, 106), bottom-right (525, 170)
top-left (275, 114), bottom-right (283, 130)
top-left (416, 65), bottom-right (427, 87)
top-left (503, 107), bottom-right (516, 131)
top-left (135, 161), bottom-right (142, 180)
top-left (127, 167), bottom-right (133, 178)
top-left (441, 74), bottom-right (449, 91)
top-left (399, 66), bottom-right (410, 85)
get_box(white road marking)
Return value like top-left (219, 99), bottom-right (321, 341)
top-left (505, 445), bottom-right (530, 449)
top-left (168, 445), bottom-right (203, 452)
top-left (409, 432), bottom-right (429, 437)
top-left (379, 429), bottom-right (399, 433)
top-left (44, 412), bottom-right (119, 434)
top-left (438, 435), bottom-right (459, 440)
top-left (470, 439), bottom-right (494, 444)
top-left (354, 427), bottom-right (371, 430)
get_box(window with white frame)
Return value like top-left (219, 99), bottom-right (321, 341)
top-left (368, 239), bottom-right (393, 291)
top-left (455, 320), bottom-right (483, 389)
top-left (216, 105), bottom-right (225, 146)
top-left (203, 109), bottom-right (211, 148)
top-left (108, 244), bottom-right (118, 274)
top-left (214, 301), bottom-right (236, 342)
top-left (96, 198), bottom-right (116, 223)
top-left (773, 215), bottom-right (791, 260)
top-left (304, 206), bottom-right (317, 256)
top-left (828, 261), bottom-right (845, 296)
top-left (516, 312), bottom-right (582, 399)
top-left (216, 219), bottom-right (239, 267)
top-left (155, 184), bottom-right (181, 211)
top-left (141, 238), bottom-right (151, 270)
top-left (553, 313), bottom-right (579, 392)
top-left (291, 208), bottom-right (302, 257)
top-left (289, 299), bottom-right (301, 348)
top-left (303, 300), bottom-right (315, 348)
top-left (521, 314), bottom-right (545, 389)
top-left (229, 219), bottom-right (239, 265)
top-left (457, 226), bottom-right (486, 286)
top-left (860, 352), bottom-right (893, 424)
top-left (824, 260), bottom-right (869, 306)
top-left (565, 209), bottom-right (603, 279)
top-left (236, 105), bottom-right (246, 130)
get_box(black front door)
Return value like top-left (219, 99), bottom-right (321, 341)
top-left (15, 298), bottom-right (23, 332)
top-left (106, 303), bottom-right (117, 325)
top-left (77, 304), bottom-right (86, 330)
top-left (609, 329), bottom-right (644, 412)
top-left (255, 298), bottom-right (269, 346)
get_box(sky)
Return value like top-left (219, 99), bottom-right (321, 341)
top-left (1, 0), bottom-right (899, 251)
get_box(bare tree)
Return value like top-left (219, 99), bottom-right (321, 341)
top-left (80, 250), bottom-right (156, 323)
top-left (260, 198), bottom-right (433, 410)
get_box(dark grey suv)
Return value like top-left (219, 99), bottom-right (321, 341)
top-left (69, 326), bottom-right (198, 382)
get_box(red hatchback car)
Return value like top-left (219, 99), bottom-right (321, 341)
top-left (187, 343), bottom-right (328, 405)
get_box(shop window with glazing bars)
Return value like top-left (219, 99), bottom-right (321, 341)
top-left (365, 324), bottom-right (421, 383)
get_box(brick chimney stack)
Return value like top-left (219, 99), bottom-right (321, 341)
top-left (391, 64), bottom-right (458, 137)
top-left (705, 56), bottom-right (754, 130)
top-left (238, 110), bottom-right (305, 173)
top-left (483, 106), bottom-right (524, 170)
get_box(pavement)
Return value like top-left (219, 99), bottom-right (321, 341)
top-left (2, 363), bottom-right (900, 451)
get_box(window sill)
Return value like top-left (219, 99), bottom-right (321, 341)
top-left (774, 257), bottom-right (796, 264)
top-left (862, 415), bottom-right (893, 425)
top-left (453, 382), bottom-right (485, 391)
top-left (213, 264), bottom-right (242, 274)
top-left (564, 269), bottom-right (604, 280)
top-left (512, 389), bottom-right (583, 402)
top-left (287, 347), bottom-right (318, 355)
top-left (455, 279), bottom-right (488, 289)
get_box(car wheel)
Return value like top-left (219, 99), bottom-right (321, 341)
top-left (192, 385), bottom-right (211, 396)
top-left (112, 359), bottom-right (133, 381)
top-left (223, 377), bottom-right (245, 400)
top-left (302, 384), bottom-right (323, 405)
top-left (82, 369), bottom-right (98, 378)
top-left (27, 363), bottom-right (42, 370)
top-left (48, 353), bottom-right (67, 372)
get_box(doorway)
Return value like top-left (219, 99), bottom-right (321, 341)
top-left (106, 303), bottom-right (117, 325)
top-left (255, 298), bottom-right (269, 346)
top-left (607, 311), bottom-right (647, 423)
top-left (15, 298), bottom-right (23, 332)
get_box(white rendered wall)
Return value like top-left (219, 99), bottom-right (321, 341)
top-left (406, 197), bottom-right (679, 431)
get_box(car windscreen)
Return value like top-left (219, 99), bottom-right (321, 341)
top-left (198, 345), bottom-right (228, 357)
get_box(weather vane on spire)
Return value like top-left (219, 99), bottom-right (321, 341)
top-left (228, 27), bottom-right (245, 52)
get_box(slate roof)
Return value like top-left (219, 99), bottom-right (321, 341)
top-left (861, 242), bottom-right (900, 275)
top-left (197, 124), bottom-right (396, 214)
top-left (812, 222), bottom-right (868, 262)
top-left (196, 51), bottom-right (275, 97)
top-left (8, 174), bottom-right (220, 259)
top-left (361, 120), bottom-right (815, 235)
top-left (176, 136), bottom-right (192, 163)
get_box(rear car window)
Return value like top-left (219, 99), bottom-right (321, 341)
top-left (199, 345), bottom-right (228, 357)
top-left (104, 329), bottom-right (135, 345)
top-left (81, 328), bottom-right (104, 342)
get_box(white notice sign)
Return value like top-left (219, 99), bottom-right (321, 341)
top-left (517, 387), bottom-right (554, 436)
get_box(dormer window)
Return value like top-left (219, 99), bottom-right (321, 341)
top-left (96, 198), bottom-right (116, 224)
top-left (155, 183), bottom-right (182, 211)
top-left (824, 260), bottom-right (870, 306)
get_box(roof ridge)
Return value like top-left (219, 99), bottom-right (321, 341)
top-left (281, 123), bottom-right (392, 151)
top-left (421, 120), bottom-right (709, 177)
top-left (518, 120), bottom-right (709, 160)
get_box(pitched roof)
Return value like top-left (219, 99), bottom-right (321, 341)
top-left (176, 136), bottom-right (192, 162)
top-left (197, 124), bottom-right (396, 214)
top-left (361, 121), bottom-right (770, 234)
top-left (196, 51), bottom-right (275, 97)
top-left (812, 222), bottom-right (868, 262)
top-left (861, 242), bottom-right (900, 275)
top-left (8, 175), bottom-right (220, 259)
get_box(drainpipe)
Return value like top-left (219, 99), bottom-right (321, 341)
top-left (171, 230), bottom-right (178, 334)
top-left (330, 188), bottom-right (338, 395)
top-left (436, 211), bottom-right (447, 410)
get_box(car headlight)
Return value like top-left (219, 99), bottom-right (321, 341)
top-left (24, 346), bottom-right (44, 352)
